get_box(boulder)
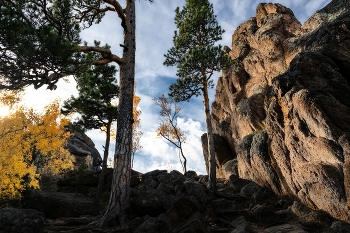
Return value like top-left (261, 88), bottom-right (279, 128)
top-left (37, 169), bottom-right (342, 232)
top-left (66, 131), bottom-right (102, 170)
top-left (166, 196), bottom-right (203, 225)
top-left (331, 221), bottom-right (350, 233)
top-left (23, 191), bottom-right (93, 218)
top-left (131, 191), bottom-right (164, 217)
top-left (201, 133), bottom-right (236, 178)
top-left (264, 224), bottom-right (308, 233)
top-left (0, 208), bottom-right (44, 233)
top-left (208, 0), bottom-right (350, 223)
top-left (133, 214), bottom-right (172, 233)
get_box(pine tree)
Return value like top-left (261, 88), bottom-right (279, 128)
top-left (164, 0), bottom-right (233, 194)
top-left (61, 45), bottom-right (119, 216)
top-left (1, 0), bottom-right (153, 228)
top-left (0, 0), bottom-right (83, 90)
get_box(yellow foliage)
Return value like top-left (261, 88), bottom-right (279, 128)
top-left (42, 147), bottom-right (75, 176)
top-left (101, 125), bottom-right (116, 139)
top-left (153, 94), bottom-right (187, 173)
top-left (133, 94), bottom-right (142, 127)
top-left (154, 94), bottom-right (186, 144)
top-left (98, 84), bottom-right (143, 160)
top-left (132, 89), bottom-right (143, 155)
top-left (0, 89), bottom-right (23, 108)
top-left (0, 95), bottom-right (73, 199)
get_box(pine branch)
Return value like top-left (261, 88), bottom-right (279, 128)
top-left (74, 5), bottom-right (115, 27)
top-left (78, 46), bottom-right (123, 65)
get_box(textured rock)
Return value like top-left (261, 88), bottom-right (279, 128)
top-left (23, 191), bottom-right (93, 218)
top-left (39, 170), bottom-right (345, 232)
top-left (209, 0), bottom-right (350, 223)
top-left (133, 214), bottom-right (172, 233)
top-left (201, 133), bottom-right (236, 178)
top-left (331, 221), bottom-right (350, 233)
top-left (131, 191), bottom-right (164, 217)
top-left (66, 131), bottom-right (102, 170)
top-left (265, 224), bottom-right (308, 233)
top-left (0, 208), bottom-right (44, 233)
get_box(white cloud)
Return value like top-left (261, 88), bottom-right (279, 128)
top-left (134, 117), bottom-right (206, 174)
top-left (0, 107), bottom-right (9, 117)
top-left (21, 76), bottom-right (78, 113)
top-left (305, 0), bottom-right (330, 17)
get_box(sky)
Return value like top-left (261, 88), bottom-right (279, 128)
top-left (1, 0), bottom-right (331, 174)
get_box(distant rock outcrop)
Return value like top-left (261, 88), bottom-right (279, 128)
top-left (206, 0), bottom-right (350, 223)
top-left (66, 131), bottom-right (102, 170)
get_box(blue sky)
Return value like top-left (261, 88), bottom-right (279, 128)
top-left (9, 0), bottom-right (331, 174)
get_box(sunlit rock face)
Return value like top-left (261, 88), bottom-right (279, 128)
top-left (208, 0), bottom-right (350, 223)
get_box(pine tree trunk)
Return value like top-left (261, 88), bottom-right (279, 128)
top-left (202, 82), bottom-right (216, 195)
top-left (92, 120), bottom-right (112, 216)
top-left (95, 0), bottom-right (135, 228)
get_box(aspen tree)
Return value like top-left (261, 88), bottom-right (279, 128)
top-left (153, 94), bottom-right (187, 173)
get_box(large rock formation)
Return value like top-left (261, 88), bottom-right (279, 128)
top-left (66, 131), bottom-right (102, 170)
top-left (207, 0), bottom-right (350, 223)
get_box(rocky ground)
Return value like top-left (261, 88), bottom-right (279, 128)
top-left (1, 169), bottom-right (350, 233)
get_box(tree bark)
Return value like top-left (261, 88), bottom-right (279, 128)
top-left (179, 144), bottom-right (187, 174)
top-left (95, 0), bottom-right (135, 228)
top-left (92, 120), bottom-right (112, 216)
top-left (202, 82), bottom-right (216, 195)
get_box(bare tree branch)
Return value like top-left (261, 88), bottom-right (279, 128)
top-left (78, 46), bottom-right (123, 65)
top-left (74, 5), bottom-right (115, 28)
top-left (103, 0), bottom-right (127, 31)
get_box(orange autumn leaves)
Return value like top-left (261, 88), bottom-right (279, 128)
top-left (0, 91), bottom-right (74, 199)
top-left (154, 94), bottom-right (186, 143)
top-left (153, 94), bottom-right (187, 173)
top-left (132, 94), bottom-right (143, 156)
top-left (100, 92), bottom-right (143, 156)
